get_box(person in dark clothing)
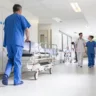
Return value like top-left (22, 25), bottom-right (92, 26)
top-left (71, 42), bottom-right (78, 63)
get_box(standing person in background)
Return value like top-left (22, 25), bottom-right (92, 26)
top-left (71, 42), bottom-right (78, 63)
top-left (2, 4), bottom-right (31, 86)
top-left (75, 33), bottom-right (86, 67)
top-left (86, 35), bottom-right (96, 68)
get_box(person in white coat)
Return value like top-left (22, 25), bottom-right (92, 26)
top-left (75, 33), bottom-right (86, 67)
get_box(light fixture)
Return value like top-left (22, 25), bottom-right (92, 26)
top-left (70, 2), bottom-right (81, 12)
top-left (52, 17), bottom-right (62, 23)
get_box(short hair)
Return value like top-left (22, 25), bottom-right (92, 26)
top-left (79, 33), bottom-right (83, 36)
top-left (89, 35), bottom-right (94, 39)
top-left (13, 4), bottom-right (22, 13)
top-left (71, 42), bottom-right (74, 45)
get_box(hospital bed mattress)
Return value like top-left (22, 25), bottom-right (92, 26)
top-left (24, 42), bottom-right (57, 55)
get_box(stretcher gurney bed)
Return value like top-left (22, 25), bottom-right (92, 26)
top-left (22, 41), bottom-right (57, 80)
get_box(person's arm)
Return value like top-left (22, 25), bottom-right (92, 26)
top-left (94, 41), bottom-right (96, 47)
top-left (25, 28), bottom-right (30, 41)
top-left (21, 16), bottom-right (31, 41)
top-left (83, 39), bottom-right (86, 47)
top-left (3, 20), bottom-right (6, 48)
top-left (85, 42), bottom-right (88, 54)
top-left (3, 31), bottom-right (6, 47)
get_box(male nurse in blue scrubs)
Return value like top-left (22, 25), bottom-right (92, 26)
top-left (2, 4), bottom-right (31, 86)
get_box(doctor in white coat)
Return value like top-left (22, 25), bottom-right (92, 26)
top-left (75, 33), bottom-right (86, 67)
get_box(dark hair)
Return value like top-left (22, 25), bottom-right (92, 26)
top-left (13, 4), bottom-right (22, 13)
top-left (89, 35), bottom-right (94, 39)
top-left (71, 42), bottom-right (74, 45)
top-left (79, 33), bottom-right (82, 36)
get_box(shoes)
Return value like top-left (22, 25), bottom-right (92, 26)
top-left (2, 74), bottom-right (23, 86)
top-left (14, 81), bottom-right (24, 86)
top-left (92, 65), bottom-right (94, 67)
top-left (88, 65), bottom-right (94, 68)
top-left (88, 66), bottom-right (92, 68)
top-left (2, 74), bottom-right (8, 85)
top-left (78, 65), bottom-right (82, 68)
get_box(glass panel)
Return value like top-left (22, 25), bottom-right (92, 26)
top-left (68, 37), bottom-right (72, 50)
top-left (63, 34), bottom-right (67, 50)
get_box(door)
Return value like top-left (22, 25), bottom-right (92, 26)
top-left (39, 30), bottom-right (49, 48)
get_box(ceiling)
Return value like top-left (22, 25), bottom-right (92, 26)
top-left (1, 0), bottom-right (96, 37)
top-left (9, 0), bottom-right (96, 29)
top-left (9, 0), bottom-right (86, 22)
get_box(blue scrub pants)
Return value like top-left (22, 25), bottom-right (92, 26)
top-left (88, 53), bottom-right (95, 67)
top-left (5, 45), bottom-right (23, 84)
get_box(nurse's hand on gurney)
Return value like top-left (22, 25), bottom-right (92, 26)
top-left (25, 38), bottom-right (30, 42)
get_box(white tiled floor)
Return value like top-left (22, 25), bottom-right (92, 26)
top-left (0, 60), bottom-right (96, 96)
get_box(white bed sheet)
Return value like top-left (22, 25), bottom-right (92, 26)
top-left (23, 42), bottom-right (57, 55)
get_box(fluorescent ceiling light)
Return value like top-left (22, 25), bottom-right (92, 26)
top-left (52, 17), bottom-right (62, 23)
top-left (70, 2), bottom-right (81, 12)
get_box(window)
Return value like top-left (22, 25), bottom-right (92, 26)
top-left (68, 37), bottom-right (72, 50)
top-left (63, 34), bottom-right (67, 49)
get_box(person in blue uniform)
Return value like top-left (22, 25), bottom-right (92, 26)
top-left (86, 35), bottom-right (96, 68)
top-left (2, 4), bottom-right (31, 86)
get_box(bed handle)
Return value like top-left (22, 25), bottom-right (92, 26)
top-left (25, 41), bottom-right (31, 53)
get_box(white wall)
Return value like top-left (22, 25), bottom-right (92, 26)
top-left (39, 24), bottom-right (51, 30)
top-left (29, 21), bottom-right (38, 43)
top-left (52, 24), bottom-right (62, 50)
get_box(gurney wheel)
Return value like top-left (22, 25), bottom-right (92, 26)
top-left (34, 71), bottom-right (39, 80)
top-left (63, 60), bottom-right (65, 63)
top-left (49, 68), bottom-right (52, 74)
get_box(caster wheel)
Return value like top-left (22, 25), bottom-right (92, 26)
top-left (49, 68), bottom-right (52, 74)
top-left (34, 71), bottom-right (39, 80)
top-left (63, 60), bottom-right (65, 63)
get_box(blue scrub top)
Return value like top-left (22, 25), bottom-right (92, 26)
top-left (86, 41), bottom-right (96, 54)
top-left (3, 13), bottom-right (31, 47)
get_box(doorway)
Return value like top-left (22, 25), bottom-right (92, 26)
top-left (38, 30), bottom-right (52, 48)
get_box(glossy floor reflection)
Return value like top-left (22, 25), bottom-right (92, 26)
top-left (0, 60), bottom-right (96, 96)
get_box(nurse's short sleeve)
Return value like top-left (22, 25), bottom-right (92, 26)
top-left (21, 16), bottom-right (31, 30)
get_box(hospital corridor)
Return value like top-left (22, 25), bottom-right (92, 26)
top-left (0, 0), bottom-right (96, 96)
